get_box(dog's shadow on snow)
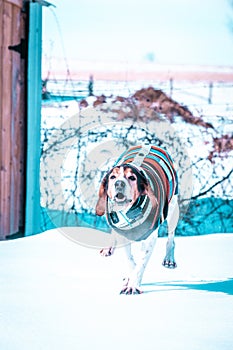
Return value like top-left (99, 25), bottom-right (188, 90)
top-left (142, 278), bottom-right (233, 296)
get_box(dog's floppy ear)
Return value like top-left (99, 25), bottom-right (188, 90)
top-left (143, 182), bottom-right (158, 210)
top-left (129, 166), bottom-right (158, 209)
top-left (138, 173), bottom-right (158, 210)
top-left (95, 174), bottom-right (108, 216)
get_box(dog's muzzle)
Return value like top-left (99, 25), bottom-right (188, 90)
top-left (113, 180), bottom-right (129, 204)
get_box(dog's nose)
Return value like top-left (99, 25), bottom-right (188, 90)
top-left (115, 180), bottom-right (126, 190)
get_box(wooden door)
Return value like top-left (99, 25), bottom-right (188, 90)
top-left (0, 0), bottom-right (26, 239)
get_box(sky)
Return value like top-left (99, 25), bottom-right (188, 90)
top-left (42, 0), bottom-right (233, 66)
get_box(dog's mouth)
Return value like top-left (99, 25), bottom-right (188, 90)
top-left (114, 192), bottom-right (131, 204)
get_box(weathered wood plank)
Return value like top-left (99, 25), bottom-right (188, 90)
top-left (10, 3), bottom-right (22, 234)
top-left (0, 0), bottom-right (3, 237)
top-left (5, 0), bottom-right (22, 9)
top-left (0, 0), bottom-right (26, 239)
top-left (0, 1), bottom-right (13, 238)
top-left (18, 10), bottom-right (26, 232)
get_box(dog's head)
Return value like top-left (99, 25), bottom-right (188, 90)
top-left (96, 164), bottom-right (157, 216)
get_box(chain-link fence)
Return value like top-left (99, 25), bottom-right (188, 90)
top-left (40, 87), bottom-right (233, 238)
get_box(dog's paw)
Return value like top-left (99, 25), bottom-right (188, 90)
top-left (119, 278), bottom-right (143, 295)
top-left (162, 259), bottom-right (177, 269)
top-left (120, 287), bottom-right (143, 295)
top-left (100, 247), bottom-right (114, 257)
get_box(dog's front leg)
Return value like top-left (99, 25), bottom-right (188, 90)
top-left (120, 231), bottom-right (158, 295)
top-left (162, 195), bottom-right (179, 268)
top-left (100, 230), bottom-right (117, 257)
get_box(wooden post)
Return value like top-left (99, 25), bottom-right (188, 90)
top-left (0, 0), bottom-right (26, 239)
top-left (25, 2), bottom-right (42, 235)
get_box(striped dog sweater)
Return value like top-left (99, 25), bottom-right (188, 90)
top-left (106, 145), bottom-right (178, 241)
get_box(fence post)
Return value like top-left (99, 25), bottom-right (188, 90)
top-left (169, 78), bottom-right (173, 97)
top-left (208, 82), bottom-right (213, 104)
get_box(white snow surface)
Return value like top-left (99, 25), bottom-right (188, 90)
top-left (1, 229), bottom-right (233, 350)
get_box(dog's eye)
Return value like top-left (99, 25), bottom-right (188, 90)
top-left (128, 175), bottom-right (136, 181)
top-left (110, 175), bottom-right (116, 180)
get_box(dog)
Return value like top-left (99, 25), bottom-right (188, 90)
top-left (95, 145), bottom-right (179, 294)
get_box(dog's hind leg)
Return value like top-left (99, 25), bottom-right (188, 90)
top-left (162, 195), bottom-right (179, 269)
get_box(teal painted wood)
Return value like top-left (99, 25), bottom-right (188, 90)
top-left (25, 3), bottom-right (42, 235)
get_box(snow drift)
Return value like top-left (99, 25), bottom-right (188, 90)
top-left (0, 228), bottom-right (233, 350)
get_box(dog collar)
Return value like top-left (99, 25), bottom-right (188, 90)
top-left (107, 194), bottom-right (152, 231)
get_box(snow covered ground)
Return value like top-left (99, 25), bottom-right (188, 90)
top-left (0, 229), bottom-right (233, 350)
